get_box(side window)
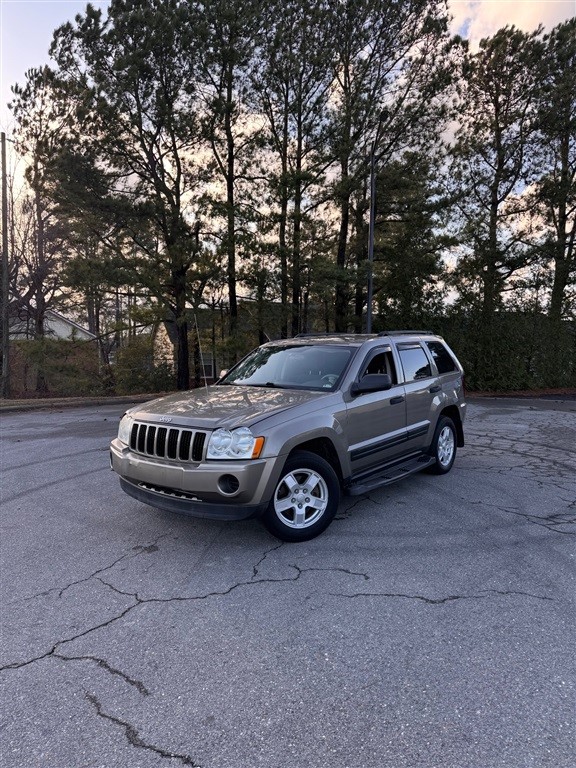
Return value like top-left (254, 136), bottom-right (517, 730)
top-left (426, 341), bottom-right (457, 374)
top-left (398, 346), bottom-right (432, 382)
top-left (362, 351), bottom-right (398, 385)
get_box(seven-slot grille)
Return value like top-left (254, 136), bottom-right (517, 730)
top-left (130, 422), bottom-right (206, 462)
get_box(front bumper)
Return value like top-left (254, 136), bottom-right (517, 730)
top-left (119, 477), bottom-right (268, 520)
top-left (110, 439), bottom-right (278, 521)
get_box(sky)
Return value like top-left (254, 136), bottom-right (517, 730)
top-left (0, 0), bottom-right (575, 131)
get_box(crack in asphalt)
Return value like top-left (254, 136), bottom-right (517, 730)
top-left (15, 538), bottom-right (167, 603)
top-left (463, 441), bottom-right (576, 475)
top-left (468, 434), bottom-right (576, 459)
top-left (0, 564), bottom-right (370, 674)
top-left (0, 603), bottom-right (138, 672)
top-left (97, 577), bottom-right (140, 599)
top-left (335, 496), bottom-right (372, 519)
top-left (3, 557), bottom-right (373, 765)
top-left (299, 566), bottom-right (370, 581)
top-left (1, 563), bottom-right (552, 679)
top-left (0, 532), bottom-right (559, 764)
top-left (461, 499), bottom-right (576, 537)
top-left (85, 692), bottom-right (199, 766)
top-left (333, 589), bottom-right (554, 604)
top-left (504, 510), bottom-right (576, 536)
top-left (470, 500), bottom-right (576, 536)
top-left (251, 542), bottom-right (285, 578)
top-left (54, 653), bottom-right (150, 695)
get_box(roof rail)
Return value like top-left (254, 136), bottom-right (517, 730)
top-left (377, 330), bottom-right (435, 336)
top-left (293, 330), bottom-right (436, 339)
top-left (293, 332), bottom-right (356, 338)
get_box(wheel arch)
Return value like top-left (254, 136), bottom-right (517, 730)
top-left (439, 405), bottom-right (464, 447)
top-left (287, 438), bottom-right (344, 484)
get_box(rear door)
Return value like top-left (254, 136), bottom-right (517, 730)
top-left (346, 347), bottom-right (408, 473)
top-left (396, 343), bottom-right (438, 451)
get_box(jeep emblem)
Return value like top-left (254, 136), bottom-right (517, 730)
top-left (158, 416), bottom-right (172, 423)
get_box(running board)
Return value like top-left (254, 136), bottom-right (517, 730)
top-left (346, 455), bottom-right (435, 496)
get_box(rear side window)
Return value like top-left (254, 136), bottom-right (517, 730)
top-left (398, 346), bottom-right (432, 382)
top-left (426, 341), bottom-right (457, 374)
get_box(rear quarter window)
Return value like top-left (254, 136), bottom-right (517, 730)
top-left (426, 341), bottom-right (457, 374)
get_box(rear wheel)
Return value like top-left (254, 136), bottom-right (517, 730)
top-left (428, 416), bottom-right (457, 474)
top-left (262, 451), bottom-right (341, 542)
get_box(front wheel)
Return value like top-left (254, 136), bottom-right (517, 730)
top-left (261, 451), bottom-right (341, 542)
top-left (428, 416), bottom-right (457, 474)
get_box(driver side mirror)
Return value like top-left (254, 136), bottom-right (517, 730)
top-left (350, 373), bottom-right (392, 396)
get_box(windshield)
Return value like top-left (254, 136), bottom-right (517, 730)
top-left (219, 345), bottom-right (353, 391)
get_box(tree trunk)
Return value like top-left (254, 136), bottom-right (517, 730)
top-left (335, 162), bottom-right (351, 333)
top-left (279, 94), bottom-right (289, 339)
top-left (173, 263), bottom-right (190, 390)
top-left (335, 214), bottom-right (350, 331)
top-left (353, 195), bottom-right (367, 333)
top-left (33, 181), bottom-right (48, 393)
top-left (225, 64), bottom-right (237, 338)
top-left (549, 254), bottom-right (570, 325)
top-left (291, 119), bottom-right (303, 337)
top-left (193, 333), bottom-right (202, 389)
top-left (548, 131), bottom-right (572, 326)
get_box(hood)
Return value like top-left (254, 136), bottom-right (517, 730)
top-left (129, 385), bottom-right (326, 430)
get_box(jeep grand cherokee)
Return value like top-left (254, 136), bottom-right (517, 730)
top-left (110, 332), bottom-right (466, 542)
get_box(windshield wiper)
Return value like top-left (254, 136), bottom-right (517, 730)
top-left (247, 382), bottom-right (286, 389)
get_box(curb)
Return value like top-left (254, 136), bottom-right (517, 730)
top-left (0, 394), bottom-right (161, 413)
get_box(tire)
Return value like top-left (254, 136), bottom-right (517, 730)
top-left (428, 416), bottom-right (457, 475)
top-left (261, 450), bottom-right (341, 542)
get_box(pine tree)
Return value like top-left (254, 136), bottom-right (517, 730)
top-left (450, 26), bottom-right (544, 323)
top-left (255, 0), bottom-right (334, 336)
top-left (49, 0), bottom-right (206, 389)
top-left (327, 0), bottom-right (454, 331)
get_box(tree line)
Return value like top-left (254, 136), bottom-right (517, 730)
top-left (3, 0), bottom-right (575, 392)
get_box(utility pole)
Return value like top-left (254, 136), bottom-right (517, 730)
top-left (366, 110), bottom-right (387, 335)
top-left (1, 132), bottom-right (10, 399)
top-left (366, 146), bottom-right (376, 335)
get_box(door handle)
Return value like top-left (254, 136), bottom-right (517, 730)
top-left (429, 385), bottom-right (441, 393)
top-left (390, 396), bottom-right (405, 405)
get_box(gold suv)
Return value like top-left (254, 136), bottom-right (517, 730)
top-left (110, 332), bottom-right (466, 542)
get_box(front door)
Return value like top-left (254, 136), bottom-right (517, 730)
top-left (346, 348), bottom-right (407, 474)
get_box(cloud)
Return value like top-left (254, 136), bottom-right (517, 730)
top-left (448, 0), bottom-right (575, 47)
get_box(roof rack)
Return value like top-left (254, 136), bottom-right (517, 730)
top-left (377, 330), bottom-right (435, 336)
top-left (292, 330), bottom-right (436, 339)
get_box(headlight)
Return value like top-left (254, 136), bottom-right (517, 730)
top-left (207, 427), bottom-right (264, 459)
top-left (118, 413), bottom-right (134, 445)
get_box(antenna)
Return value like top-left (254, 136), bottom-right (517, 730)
top-left (194, 313), bottom-right (209, 394)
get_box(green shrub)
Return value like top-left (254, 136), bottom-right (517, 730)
top-left (10, 339), bottom-right (102, 398)
top-left (113, 337), bottom-right (175, 394)
top-left (435, 311), bottom-right (576, 391)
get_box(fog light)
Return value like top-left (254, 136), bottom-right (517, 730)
top-left (218, 474), bottom-right (240, 495)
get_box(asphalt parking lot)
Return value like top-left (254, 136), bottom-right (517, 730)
top-left (1, 397), bottom-right (574, 768)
